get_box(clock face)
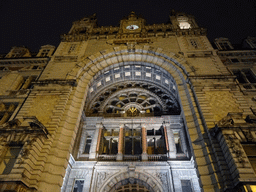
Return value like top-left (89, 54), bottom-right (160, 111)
top-left (126, 25), bottom-right (139, 30)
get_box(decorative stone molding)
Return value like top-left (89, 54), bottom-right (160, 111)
top-left (210, 113), bottom-right (256, 187)
top-left (0, 116), bottom-right (48, 139)
top-left (99, 170), bottom-right (163, 192)
top-left (34, 79), bottom-right (77, 87)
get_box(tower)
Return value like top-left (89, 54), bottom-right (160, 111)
top-left (0, 11), bottom-right (256, 192)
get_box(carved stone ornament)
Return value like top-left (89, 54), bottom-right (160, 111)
top-left (97, 171), bottom-right (110, 189)
top-left (153, 172), bottom-right (168, 191)
top-left (75, 170), bottom-right (89, 179)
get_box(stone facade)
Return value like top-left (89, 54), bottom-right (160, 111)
top-left (0, 10), bottom-right (255, 192)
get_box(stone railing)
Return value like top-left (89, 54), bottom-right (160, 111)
top-left (148, 154), bottom-right (167, 161)
top-left (98, 155), bottom-right (116, 161)
top-left (123, 155), bottom-right (141, 161)
top-left (98, 154), bottom-right (171, 161)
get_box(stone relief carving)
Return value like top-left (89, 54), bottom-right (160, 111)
top-left (74, 170), bottom-right (89, 178)
top-left (97, 169), bottom-right (163, 192)
top-left (97, 171), bottom-right (111, 189)
top-left (155, 172), bottom-right (168, 187)
top-left (143, 170), bottom-right (168, 191)
top-left (224, 134), bottom-right (245, 163)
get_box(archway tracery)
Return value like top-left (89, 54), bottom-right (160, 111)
top-left (84, 63), bottom-right (181, 117)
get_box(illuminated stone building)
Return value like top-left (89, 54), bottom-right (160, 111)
top-left (0, 11), bottom-right (256, 192)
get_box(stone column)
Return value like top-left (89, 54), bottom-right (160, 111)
top-left (164, 124), bottom-right (176, 158)
top-left (21, 76), bottom-right (33, 89)
top-left (89, 124), bottom-right (103, 160)
top-left (141, 124), bottom-right (148, 161)
top-left (78, 127), bottom-right (87, 158)
top-left (116, 124), bottom-right (124, 161)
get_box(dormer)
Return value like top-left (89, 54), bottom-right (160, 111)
top-left (170, 10), bottom-right (199, 30)
top-left (68, 14), bottom-right (98, 35)
top-left (243, 36), bottom-right (256, 49)
top-left (214, 37), bottom-right (234, 50)
top-left (36, 45), bottom-right (55, 57)
top-left (5, 46), bottom-right (31, 58)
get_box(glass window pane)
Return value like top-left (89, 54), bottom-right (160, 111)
top-left (0, 145), bottom-right (22, 174)
top-left (73, 180), bottom-right (84, 192)
top-left (181, 180), bottom-right (192, 192)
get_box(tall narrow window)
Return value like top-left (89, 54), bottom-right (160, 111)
top-left (84, 136), bottom-right (92, 154)
top-left (146, 127), bottom-right (167, 155)
top-left (242, 144), bottom-right (256, 174)
top-left (0, 145), bottom-right (23, 174)
top-left (0, 103), bottom-right (18, 125)
top-left (181, 180), bottom-right (193, 192)
top-left (73, 180), bottom-right (84, 192)
top-left (100, 129), bottom-right (118, 155)
top-left (124, 128), bottom-right (141, 155)
top-left (174, 131), bottom-right (183, 153)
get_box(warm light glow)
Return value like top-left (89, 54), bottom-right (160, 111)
top-left (126, 25), bottom-right (139, 30)
top-left (179, 21), bottom-right (191, 29)
top-left (251, 185), bottom-right (256, 192)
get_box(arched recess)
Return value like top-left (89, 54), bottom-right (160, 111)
top-left (84, 63), bottom-right (181, 116)
top-left (98, 171), bottom-right (164, 192)
top-left (62, 45), bottom-right (216, 189)
top-left (66, 45), bottom-right (194, 119)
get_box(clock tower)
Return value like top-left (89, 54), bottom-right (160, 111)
top-left (120, 11), bottom-right (144, 34)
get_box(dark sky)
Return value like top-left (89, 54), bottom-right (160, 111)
top-left (0, 0), bottom-right (255, 53)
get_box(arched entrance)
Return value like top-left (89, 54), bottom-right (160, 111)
top-left (111, 178), bottom-right (153, 192)
top-left (62, 46), bottom-right (202, 192)
top-left (98, 171), bottom-right (164, 192)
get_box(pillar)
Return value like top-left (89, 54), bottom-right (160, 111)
top-left (116, 124), bottom-right (124, 161)
top-left (89, 124), bottom-right (103, 160)
top-left (78, 125), bottom-right (87, 158)
top-left (164, 124), bottom-right (176, 158)
top-left (141, 123), bottom-right (148, 161)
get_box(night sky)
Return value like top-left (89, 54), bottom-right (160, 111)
top-left (0, 0), bottom-right (255, 53)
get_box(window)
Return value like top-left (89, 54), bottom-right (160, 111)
top-left (0, 103), bottom-right (18, 125)
top-left (174, 131), bottom-right (184, 153)
top-left (0, 145), bottom-right (23, 174)
top-left (69, 44), bottom-right (77, 53)
top-left (233, 69), bottom-right (256, 90)
top-left (23, 76), bottom-right (37, 90)
top-left (216, 42), bottom-right (233, 50)
top-left (124, 128), bottom-right (141, 155)
top-left (73, 180), bottom-right (84, 192)
top-left (41, 49), bottom-right (50, 57)
top-left (84, 136), bottom-right (92, 154)
top-left (242, 144), bottom-right (256, 174)
top-left (147, 127), bottom-right (166, 155)
top-left (100, 129), bottom-right (119, 155)
top-left (181, 180), bottom-right (193, 192)
top-left (230, 58), bottom-right (239, 63)
top-left (32, 66), bottom-right (38, 70)
top-left (190, 39), bottom-right (198, 48)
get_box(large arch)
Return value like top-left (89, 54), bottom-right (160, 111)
top-left (84, 62), bottom-right (181, 116)
top-left (99, 171), bottom-right (164, 192)
top-left (60, 45), bottom-right (218, 191)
